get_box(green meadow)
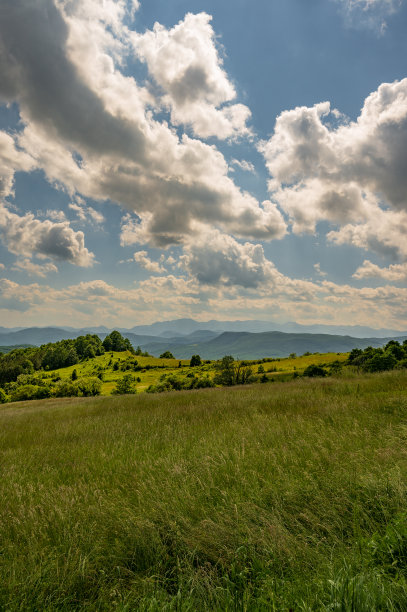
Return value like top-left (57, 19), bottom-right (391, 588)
top-left (50, 350), bottom-right (348, 394)
top-left (1, 369), bottom-right (407, 610)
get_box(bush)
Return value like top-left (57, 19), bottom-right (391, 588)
top-left (160, 351), bottom-right (175, 359)
top-left (112, 373), bottom-right (137, 395)
top-left (0, 388), bottom-right (10, 403)
top-left (76, 377), bottom-right (102, 397)
top-left (55, 377), bottom-right (102, 398)
top-left (55, 380), bottom-right (81, 398)
top-left (10, 384), bottom-right (51, 402)
top-left (303, 364), bottom-right (327, 378)
top-left (190, 354), bottom-right (201, 367)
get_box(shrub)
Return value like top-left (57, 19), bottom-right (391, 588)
top-left (76, 377), bottom-right (102, 397)
top-left (0, 388), bottom-right (10, 403)
top-left (10, 384), bottom-right (49, 402)
top-left (55, 380), bottom-right (81, 398)
top-left (160, 351), bottom-right (175, 359)
top-left (112, 374), bottom-right (137, 395)
top-left (303, 364), bottom-right (327, 378)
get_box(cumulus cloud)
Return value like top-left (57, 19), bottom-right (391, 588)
top-left (132, 13), bottom-right (252, 140)
top-left (180, 231), bottom-right (274, 288)
top-left (12, 259), bottom-right (58, 278)
top-left (133, 250), bottom-right (165, 273)
top-left (327, 207), bottom-right (407, 260)
top-left (260, 79), bottom-right (407, 259)
top-left (2, 269), bottom-right (407, 330)
top-left (179, 230), bottom-right (317, 307)
top-left (0, 0), bottom-right (285, 248)
top-left (353, 259), bottom-right (407, 281)
top-left (0, 203), bottom-right (95, 266)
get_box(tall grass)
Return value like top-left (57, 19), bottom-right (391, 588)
top-left (1, 370), bottom-right (407, 610)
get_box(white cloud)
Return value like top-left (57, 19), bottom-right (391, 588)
top-left (314, 263), bottom-right (327, 277)
top-left (0, 1), bottom-right (285, 248)
top-left (132, 13), bottom-right (252, 140)
top-left (353, 259), bottom-right (407, 281)
top-left (0, 203), bottom-right (95, 267)
top-left (327, 207), bottom-right (407, 260)
top-left (335, 0), bottom-right (402, 31)
top-left (231, 159), bottom-right (256, 173)
top-left (260, 79), bottom-right (407, 260)
top-left (133, 250), bottom-right (165, 273)
top-left (12, 259), bottom-right (58, 278)
top-left (69, 201), bottom-right (104, 224)
top-left (0, 263), bottom-right (5, 270)
top-left (0, 130), bottom-right (35, 198)
top-left (2, 269), bottom-right (407, 330)
top-left (42, 209), bottom-right (67, 222)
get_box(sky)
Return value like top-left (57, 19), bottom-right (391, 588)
top-left (0, 0), bottom-right (407, 329)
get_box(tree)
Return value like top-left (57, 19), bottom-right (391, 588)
top-left (190, 354), bottom-right (201, 367)
top-left (71, 369), bottom-right (78, 381)
top-left (160, 351), bottom-right (174, 359)
top-left (103, 331), bottom-right (134, 353)
top-left (214, 356), bottom-right (253, 386)
top-left (112, 374), bottom-right (137, 395)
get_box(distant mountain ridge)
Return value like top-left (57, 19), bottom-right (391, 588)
top-left (0, 323), bottom-right (406, 360)
top-left (133, 331), bottom-right (407, 360)
top-left (125, 318), bottom-right (407, 338)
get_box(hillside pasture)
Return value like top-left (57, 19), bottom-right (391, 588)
top-left (50, 351), bottom-right (349, 395)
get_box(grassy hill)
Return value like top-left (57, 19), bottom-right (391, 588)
top-left (49, 350), bottom-right (348, 395)
top-left (1, 370), bottom-right (407, 610)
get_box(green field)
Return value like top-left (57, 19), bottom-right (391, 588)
top-left (1, 369), bottom-right (407, 610)
top-left (50, 350), bottom-right (348, 395)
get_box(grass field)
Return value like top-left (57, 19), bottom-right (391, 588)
top-left (51, 350), bottom-right (348, 395)
top-left (1, 369), bottom-right (407, 610)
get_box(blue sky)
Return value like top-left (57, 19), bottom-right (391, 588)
top-left (0, 0), bottom-right (407, 328)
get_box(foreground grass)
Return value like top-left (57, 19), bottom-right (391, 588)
top-left (1, 370), bottom-right (407, 610)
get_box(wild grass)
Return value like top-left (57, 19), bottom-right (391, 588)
top-left (1, 370), bottom-right (407, 610)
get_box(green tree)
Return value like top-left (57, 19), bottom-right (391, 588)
top-left (160, 351), bottom-right (175, 359)
top-left (71, 369), bottom-right (78, 381)
top-left (103, 331), bottom-right (134, 353)
top-left (190, 354), bottom-right (201, 367)
top-left (214, 356), bottom-right (253, 386)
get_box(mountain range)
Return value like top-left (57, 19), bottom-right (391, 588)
top-left (0, 319), bottom-right (406, 360)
